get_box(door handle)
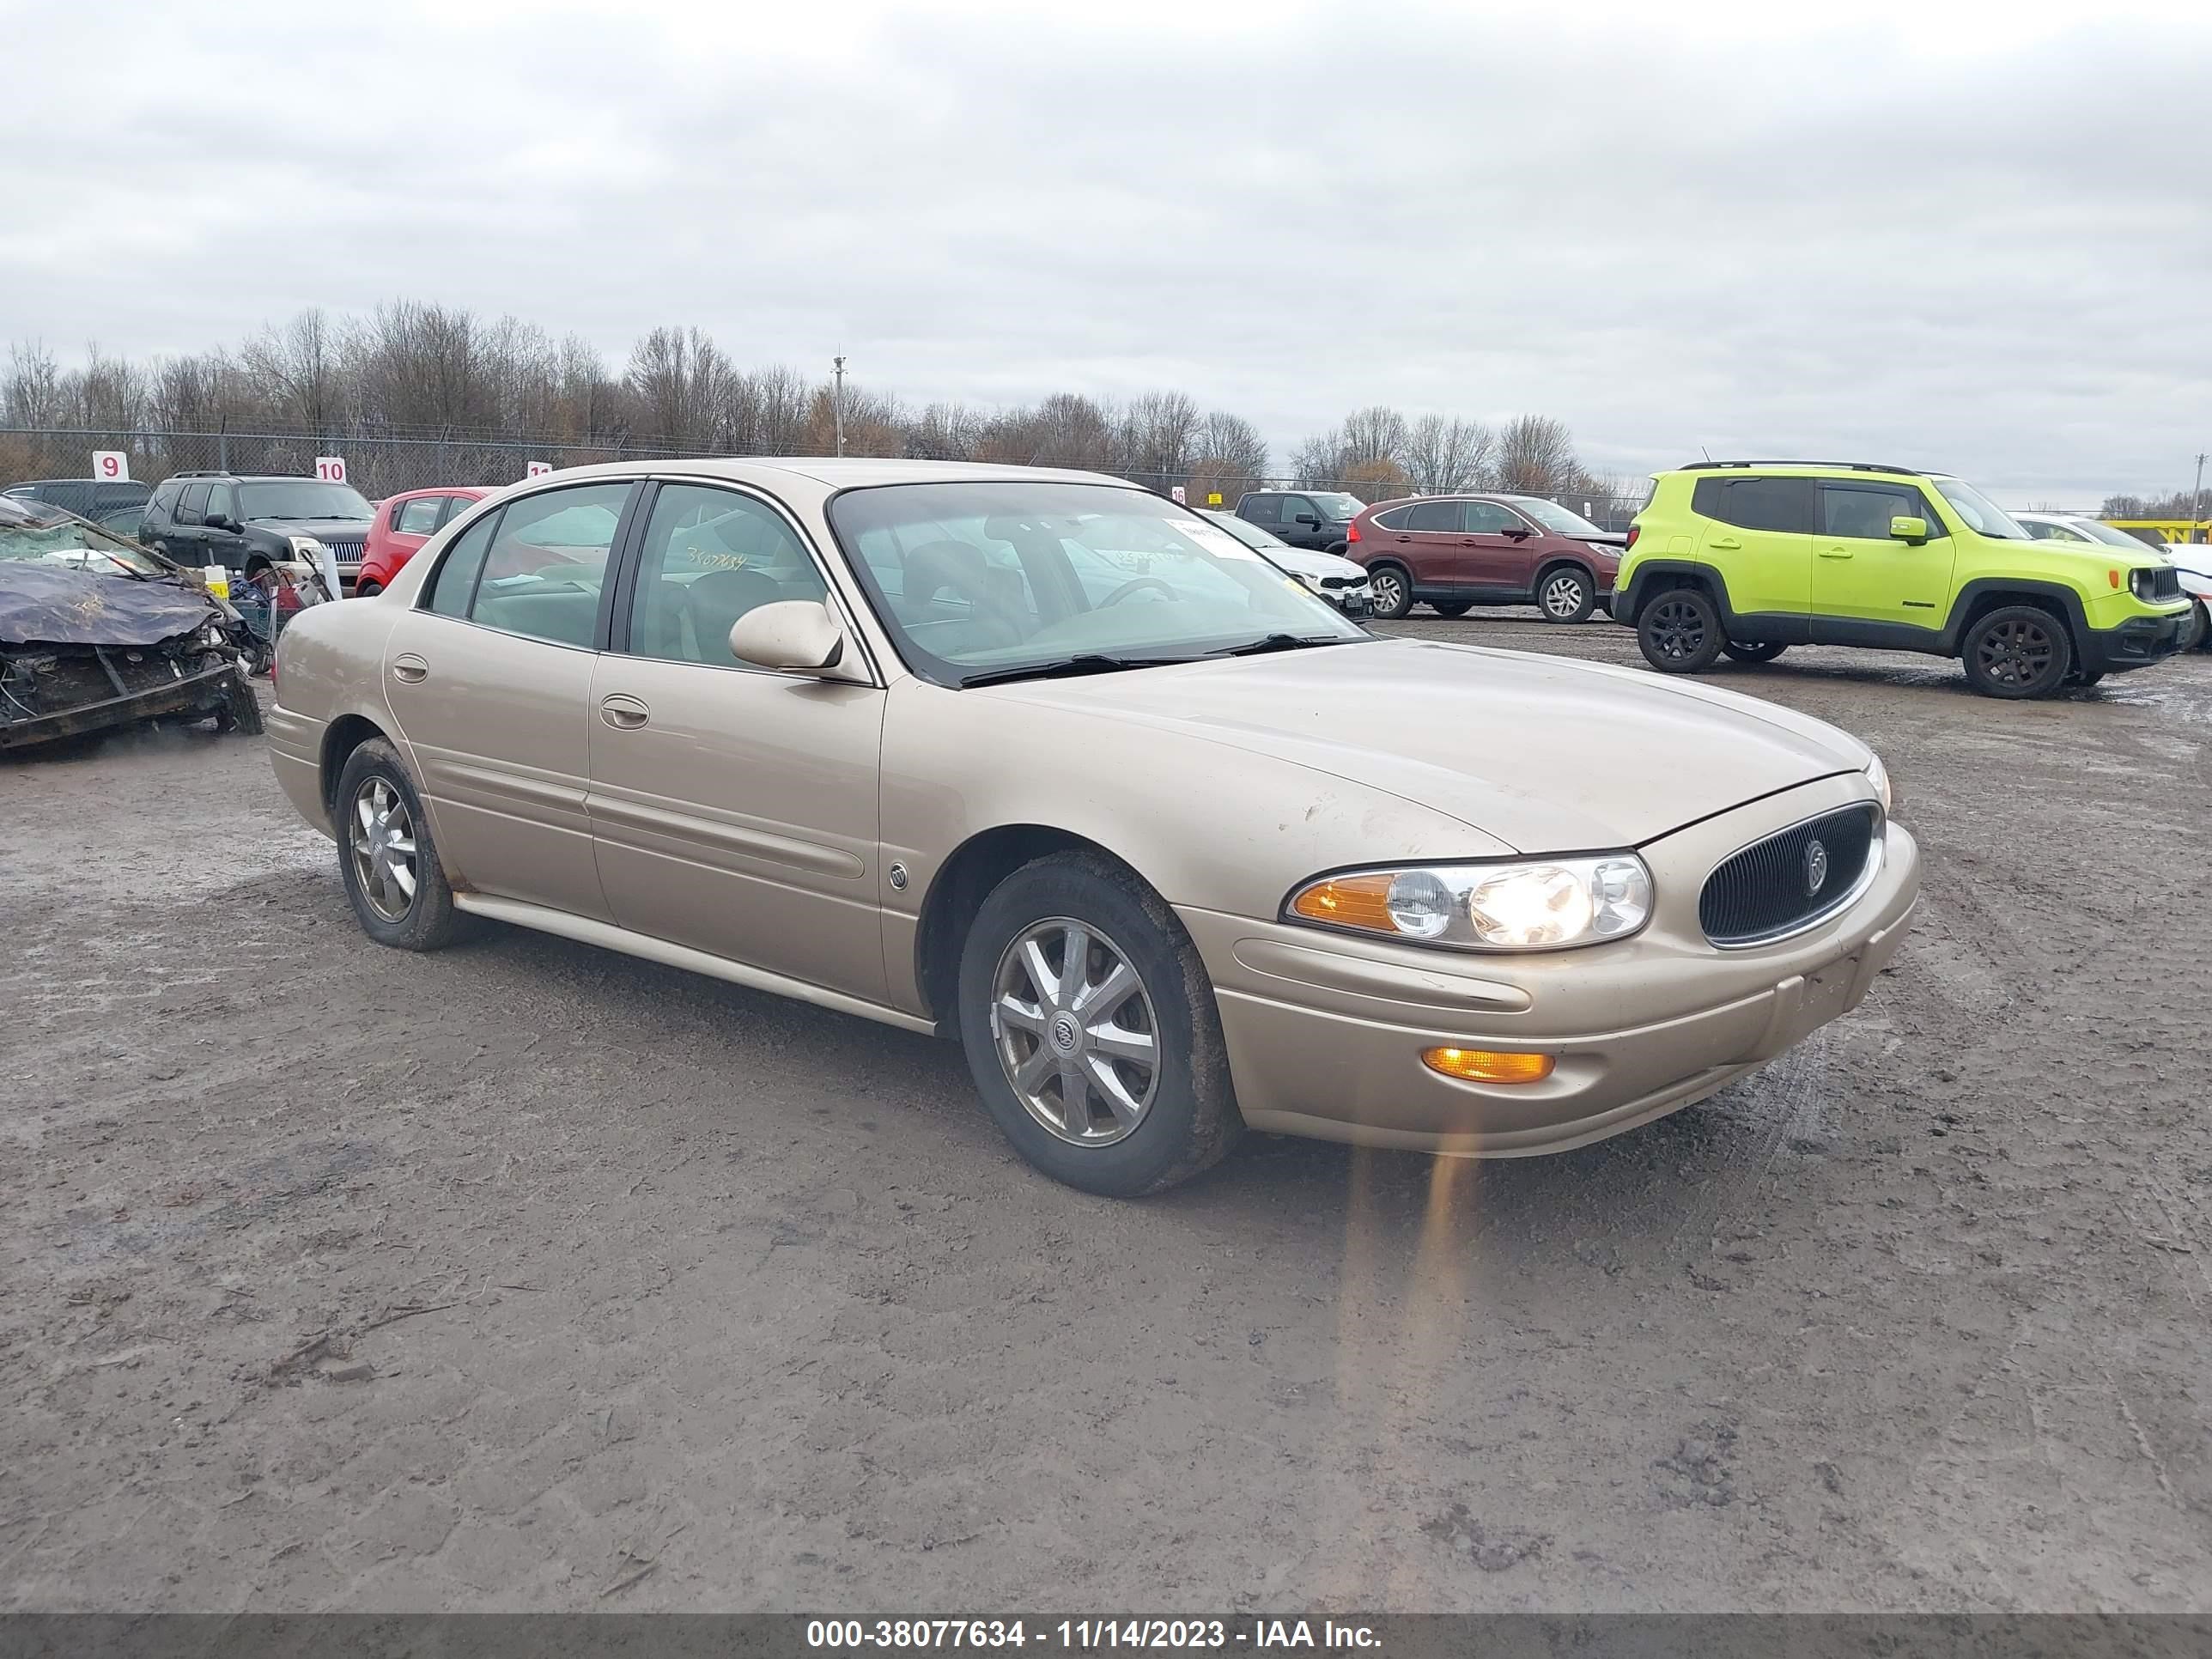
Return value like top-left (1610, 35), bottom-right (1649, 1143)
top-left (599, 694), bottom-right (650, 730)
top-left (1708, 536), bottom-right (1742, 550)
top-left (391, 653), bottom-right (428, 683)
top-left (1819, 547), bottom-right (1855, 560)
top-left (1394, 535), bottom-right (1410, 544)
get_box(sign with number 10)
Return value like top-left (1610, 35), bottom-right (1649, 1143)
top-left (314, 456), bottom-right (348, 483)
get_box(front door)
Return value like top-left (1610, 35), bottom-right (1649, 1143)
top-left (378, 480), bottom-right (637, 921)
top-left (586, 481), bottom-right (888, 1002)
top-left (1279, 495), bottom-right (1326, 549)
top-left (1459, 500), bottom-right (1535, 592)
top-left (1812, 479), bottom-right (1957, 635)
top-left (203, 483), bottom-right (247, 571)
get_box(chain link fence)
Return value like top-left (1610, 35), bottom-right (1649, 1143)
top-left (1, 426), bottom-right (1649, 531)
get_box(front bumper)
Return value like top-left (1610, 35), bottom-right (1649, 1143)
top-left (2078, 608), bottom-right (2190, 674)
top-left (1180, 775), bottom-right (1918, 1156)
top-left (0, 658), bottom-right (245, 750)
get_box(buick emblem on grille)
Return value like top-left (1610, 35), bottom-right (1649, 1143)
top-left (1805, 838), bottom-right (1830, 896)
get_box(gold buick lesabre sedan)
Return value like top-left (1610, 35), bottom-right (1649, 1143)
top-left (268, 459), bottom-right (1918, 1195)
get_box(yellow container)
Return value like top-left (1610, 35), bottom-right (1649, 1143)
top-left (202, 564), bottom-right (230, 601)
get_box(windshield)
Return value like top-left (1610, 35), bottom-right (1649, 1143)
top-left (1931, 478), bottom-right (2031, 540)
top-left (828, 482), bottom-right (1365, 686)
top-left (2074, 518), bottom-right (2163, 552)
top-left (1305, 492), bottom-right (1365, 521)
top-left (0, 496), bottom-right (170, 574)
top-left (1201, 510), bottom-right (1290, 552)
top-left (237, 481), bottom-right (374, 521)
top-left (1513, 498), bottom-right (1607, 537)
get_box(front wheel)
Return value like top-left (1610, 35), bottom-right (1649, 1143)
top-left (1637, 588), bottom-right (1726, 672)
top-left (1366, 566), bottom-right (1413, 620)
top-left (2184, 600), bottom-right (2209, 653)
top-left (1721, 641), bottom-right (1789, 664)
top-left (957, 852), bottom-right (1241, 1197)
top-left (334, 738), bottom-right (464, 951)
top-left (1535, 566), bottom-right (1595, 623)
top-left (356, 579), bottom-right (382, 598)
top-left (1961, 605), bottom-right (2072, 699)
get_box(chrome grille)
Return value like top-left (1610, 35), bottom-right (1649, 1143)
top-left (1699, 804), bottom-right (1880, 947)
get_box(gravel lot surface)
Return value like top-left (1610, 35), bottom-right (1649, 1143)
top-left (3, 616), bottom-right (2208, 1613)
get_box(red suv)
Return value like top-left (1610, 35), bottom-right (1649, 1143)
top-left (356, 487), bottom-right (492, 595)
top-left (1348, 494), bottom-right (1622, 623)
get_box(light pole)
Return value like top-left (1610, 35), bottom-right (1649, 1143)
top-left (833, 355), bottom-right (847, 458)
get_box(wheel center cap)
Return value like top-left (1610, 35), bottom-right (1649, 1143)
top-left (1049, 1012), bottom-right (1081, 1054)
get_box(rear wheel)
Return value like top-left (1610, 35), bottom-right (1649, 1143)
top-left (957, 852), bottom-right (1241, 1197)
top-left (1961, 605), bottom-right (2072, 699)
top-left (1367, 565), bottom-right (1413, 620)
top-left (1721, 641), bottom-right (1789, 664)
top-left (1637, 588), bottom-right (1726, 672)
top-left (211, 669), bottom-right (264, 736)
top-left (335, 738), bottom-right (464, 951)
top-left (1535, 565), bottom-right (1595, 623)
top-left (1429, 598), bottom-right (1474, 618)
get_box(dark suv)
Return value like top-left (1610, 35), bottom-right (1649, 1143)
top-left (1347, 494), bottom-right (1622, 622)
top-left (4, 477), bottom-right (154, 529)
top-left (140, 472), bottom-right (377, 586)
top-left (1234, 489), bottom-right (1367, 553)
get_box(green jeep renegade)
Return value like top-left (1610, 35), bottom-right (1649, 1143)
top-left (1615, 462), bottom-right (2192, 698)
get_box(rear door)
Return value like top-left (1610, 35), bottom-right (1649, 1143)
top-left (1812, 479), bottom-right (1956, 634)
top-left (167, 482), bottom-right (212, 567)
top-left (1396, 499), bottom-right (1466, 590)
top-left (378, 480), bottom-right (638, 921)
top-left (586, 480), bottom-right (889, 1000)
top-left (1690, 474), bottom-right (1814, 625)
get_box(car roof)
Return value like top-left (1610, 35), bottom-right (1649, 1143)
top-left (514, 457), bottom-right (1144, 491)
top-left (1668, 460), bottom-right (1929, 479)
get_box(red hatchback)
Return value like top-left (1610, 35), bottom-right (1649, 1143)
top-left (1348, 494), bottom-right (1622, 623)
top-left (356, 487), bottom-right (491, 595)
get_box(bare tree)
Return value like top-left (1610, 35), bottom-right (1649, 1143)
top-left (1120, 390), bottom-right (1200, 483)
top-left (2, 341), bottom-right (64, 428)
top-left (905, 400), bottom-right (984, 460)
top-left (1492, 415), bottom-right (1583, 495)
top-left (1403, 414), bottom-right (1493, 495)
top-left (242, 309), bottom-right (347, 434)
top-left (1288, 429), bottom-right (1343, 487)
top-left (1182, 410), bottom-right (1271, 506)
top-left (1338, 405), bottom-right (1409, 473)
top-left (625, 325), bottom-right (731, 450)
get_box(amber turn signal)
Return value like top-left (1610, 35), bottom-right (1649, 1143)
top-left (1420, 1047), bottom-right (1555, 1085)
top-left (1290, 873), bottom-right (1399, 933)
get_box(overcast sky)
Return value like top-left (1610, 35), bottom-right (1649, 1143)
top-left (5, 0), bottom-right (2209, 503)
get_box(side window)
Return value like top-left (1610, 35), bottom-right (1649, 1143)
top-left (1281, 496), bottom-right (1317, 524)
top-left (1821, 483), bottom-right (1924, 540)
top-left (1370, 506), bottom-right (1411, 531)
top-left (2026, 520), bottom-right (2082, 542)
top-left (1462, 501), bottom-right (1526, 535)
top-left (206, 484), bottom-right (236, 524)
top-left (424, 510), bottom-right (498, 617)
top-left (395, 496), bottom-right (444, 536)
top-left (1406, 500), bottom-right (1461, 532)
top-left (148, 482), bottom-right (181, 523)
top-left (622, 484), bottom-right (830, 668)
top-left (1693, 476), bottom-right (1811, 534)
top-left (1241, 496), bottom-right (1281, 526)
top-left (178, 483), bottom-right (210, 522)
top-left (468, 483), bottom-right (633, 647)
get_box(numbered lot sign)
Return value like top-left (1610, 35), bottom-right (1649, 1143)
top-left (1170, 485), bottom-right (1187, 504)
top-left (314, 456), bottom-right (348, 483)
top-left (92, 450), bottom-right (131, 482)
top-left (526, 461), bottom-right (554, 479)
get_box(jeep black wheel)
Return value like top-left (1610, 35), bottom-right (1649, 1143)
top-left (1722, 641), bottom-right (1789, 664)
top-left (1637, 588), bottom-right (1725, 672)
top-left (1962, 605), bottom-right (2072, 699)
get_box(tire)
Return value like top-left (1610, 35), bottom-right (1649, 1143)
top-left (356, 580), bottom-right (382, 598)
top-left (1721, 641), bottom-right (1790, 665)
top-left (957, 851), bottom-right (1242, 1197)
top-left (2075, 671), bottom-right (2105, 687)
top-left (1534, 564), bottom-right (1595, 623)
top-left (2185, 600), bottom-right (2209, 653)
top-left (1637, 586), bottom-right (1726, 673)
top-left (333, 738), bottom-right (464, 951)
top-left (212, 669), bottom-right (264, 736)
top-left (1961, 605), bottom-right (2073, 699)
top-left (1366, 565), bottom-right (1413, 620)
top-left (1429, 599), bottom-right (1474, 618)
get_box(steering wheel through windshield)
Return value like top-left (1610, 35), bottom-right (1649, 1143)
top-left (1098, 575), bottom-right (1176, 607)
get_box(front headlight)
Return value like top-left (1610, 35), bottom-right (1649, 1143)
top-left (1864, 752), bottom-right (1893, 815)
top-left (1286, 855), bottom-right (1653, 951)
top-left (287, 534), bottom-right (327, 561)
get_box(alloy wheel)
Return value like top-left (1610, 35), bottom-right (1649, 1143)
top-left (1647, 596), bottom-right (1708, 659)
top-left (990, 917), bottom-right (1160, 1146)
top-left (1370, 570), bottom-right (1406, 613)
top-left (1976, 617), bottom-right (2055, 688)
top-left (1540, 571), bottom-right (1588, 619)
top-left (349, 776), bottom-right (419, 922)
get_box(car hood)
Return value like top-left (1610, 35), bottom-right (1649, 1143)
top-left (975, 638), bottom-right (1869, 851)
top-left (0, 562), bottom-right (223, 647)
top-left (244, 518), bottom-right (374, 539)
top-left (1267, 547), bottom-right (1366, 580)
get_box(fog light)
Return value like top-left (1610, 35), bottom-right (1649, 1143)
top-left (1421, 1047), bottom-right (1554, 1085)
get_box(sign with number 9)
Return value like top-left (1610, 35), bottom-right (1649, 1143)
top-left (93, 450), bottom-right (130, 482)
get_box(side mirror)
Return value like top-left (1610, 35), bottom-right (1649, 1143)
top-left (1890, 515), bottom-right (1928, 544)
top-left (204, 512), bottom-right (238, 532)
top-left (728, 600), bottom-right (863, 680)
top-left (1294, 513), bottom-right (1321, 527)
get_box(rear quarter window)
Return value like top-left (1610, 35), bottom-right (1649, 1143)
top-left (1692, 476), bottom-right (1813, 535)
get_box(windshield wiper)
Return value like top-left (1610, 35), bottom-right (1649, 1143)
top-left (958, 653), bottom-right (1197, 689)
top-left (1212, 633), bottom-right (1361, 658)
